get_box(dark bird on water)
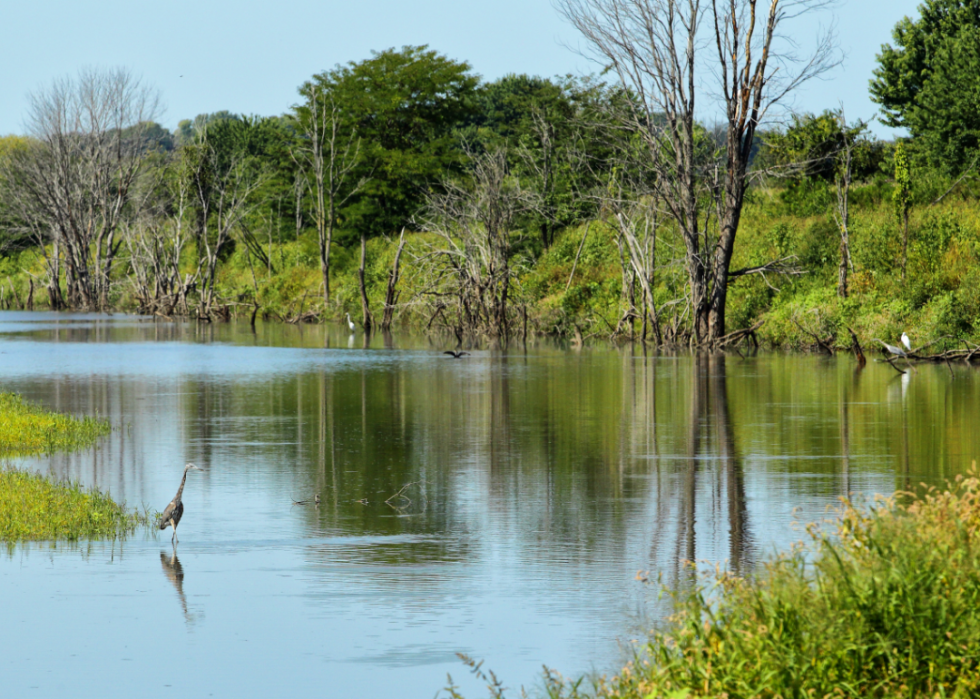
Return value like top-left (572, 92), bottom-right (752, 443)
top-left (444, 350), bottom-right (469, 358)
top-left (158, 463), bottom-right (202, 544)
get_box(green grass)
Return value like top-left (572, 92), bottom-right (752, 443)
top-left (5, 178), bottom-right (980, 348)
top-left (0, 391), bottom-right (150, 542)
top-left (0, 467), bottom-right (151, 542)
top-left (0, 391), bottom-right (111, 458)
top-left (450, 471), bottom-right (980, 699)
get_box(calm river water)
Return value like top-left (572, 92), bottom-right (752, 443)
top-left (1, 311), bottom-right (978, 698)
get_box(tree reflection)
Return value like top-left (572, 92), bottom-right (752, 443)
top-left (654, 354), bottom-right (752, 585)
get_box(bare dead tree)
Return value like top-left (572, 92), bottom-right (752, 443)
top-left (292, 86), bottom-right (362, 307)
top-left (1, 68), bottom-right (161, 311)
top-left (381, 228), bottom-right (407, 331)
top-left (121, 159), bottom-right (197, 316)
top-left (184, 137), bottom-right (263, 319)
top-left (832, 109), bottom-right (856, 298)
top-left (419, 149), bottom-right (537, 338)
top-left (610, 190), bottom-right (664, 344)
top-left (557, 0), bottom-right (838, 344)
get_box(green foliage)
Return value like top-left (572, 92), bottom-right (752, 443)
top-left (760, 111), bottom-right (885, 183)
top-left (893, 142), bottom-right (913, 223)
top-left (469, 75), bottom-right (618, 247)
top-left (871, 0), bottom-right (980, 172)
top-left (777, 177), bottom-right (833, 217)
top-left (174, 110), bottom-right (239, 146)
top-left (591, 477), bottom-right (980, 698)
top-left (0, 135), bottom-right (34, 253)
top-left (305, 46), bottom-right (480, 242)
top-left (0, 392), bottom-right (110, 458)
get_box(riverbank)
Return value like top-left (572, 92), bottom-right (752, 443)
top-left (0, 391), bottom-right (149, 541)
top-left (2, 180), bottom-right (979, 351)
top-left (452, 471), bottom-right (980, 698)
top-left (598, 474), bottom-right (980, 698)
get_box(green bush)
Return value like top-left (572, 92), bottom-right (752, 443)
top-left (507, 473), bottom-right (980, 699)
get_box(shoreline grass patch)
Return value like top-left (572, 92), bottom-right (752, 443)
top-left (0, 391), bottom-right (111, 458)
top-left (588, 473), bottom-right (980, 699)
top-left (0, 467), bottom-right (151, 542)
top-left (452, 471), bottom-right (980, 698)
top-left (0, 391), bottom-right (149, 542)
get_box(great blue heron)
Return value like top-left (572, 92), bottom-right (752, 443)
top-left (158, 463), bottom-right (202, 543)
top-left (874, 338), bottom-right (907, 358)
top-left (901, 332), bottom-right (912, 352)
top-left (444, 350), bottom-right (469, 358)
top-left (345, 313), bottom-right (356, 333)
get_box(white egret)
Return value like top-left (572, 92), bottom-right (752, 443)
top-left (901, 332), bottom-right (912, 352)
top-left (345, 312), bottom-right (356, 333)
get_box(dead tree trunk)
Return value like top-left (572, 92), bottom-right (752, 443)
top-left (381, 228), bottom-right (407, 331)
top-left (358, 232), bottom-right (373, 332)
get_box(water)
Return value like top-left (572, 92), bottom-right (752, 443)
top-left (1, 311), bottom-right (978, 698)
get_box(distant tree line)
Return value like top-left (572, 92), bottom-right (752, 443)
top-left (0, 0), bottom-right (976, 346)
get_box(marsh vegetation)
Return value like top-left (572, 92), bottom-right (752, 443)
top-left (0, 391), bottom-right (148, 542)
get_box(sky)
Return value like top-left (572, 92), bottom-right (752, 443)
top-left (1, 0), bottom-right (922, 138)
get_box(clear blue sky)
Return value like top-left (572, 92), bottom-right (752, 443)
top-left (1, 0), bottom-right (921, 138)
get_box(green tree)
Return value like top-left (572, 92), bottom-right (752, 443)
top-left (0, 135), bottom-right (33, 253)
top-left (308, 46), bottom-right (479, 329)
top-left (894, 142), bottom-right (914, 283)
top-left (759, 111), bottom-right (883, 183)
top-left (471, 75), bottom-right (612, 249)
top-left (870, 0), bottom-right (980, 172)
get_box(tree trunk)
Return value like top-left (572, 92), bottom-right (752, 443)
top-left (381, 228), bottom-right (406, 331)
top-left (901, 211), bottom-right (909, 285)
top-left (320, 216), bottom-right (332, 306)
top-left (709, 177), bottom-right (745, 342)
top-left (358, 232), bottom-right (372, 332)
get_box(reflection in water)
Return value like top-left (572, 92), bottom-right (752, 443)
top-left (657, 355), bottom-right (751, 585)
top-left (3, 313), bottom-right (980, 697)
top-left (160, 549), bottom-right (199, 625)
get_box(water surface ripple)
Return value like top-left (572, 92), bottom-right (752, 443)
top-left (1, 311), bottom-right (977, 698)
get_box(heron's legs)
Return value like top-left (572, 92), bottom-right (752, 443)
top-left (170, 518), bottom-right (177, 544)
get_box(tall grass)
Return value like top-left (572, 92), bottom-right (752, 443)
top-left (592, 474), bottom-right (980, 698)
top-left (0, 391), bottom-right (110, 458)
top-left (0, 467), bottom-right (150, 541)
top-left (452, 472), bottom-right (980, 699)
top-left (0, 391), bottom-right (150, 542)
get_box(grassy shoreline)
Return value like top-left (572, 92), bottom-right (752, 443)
top-left (0, 391), bottom-right (150, 542)
top-left (451, 472), bottom-right (980, 698)
top-left (4, 180), bottom-right (980, 352)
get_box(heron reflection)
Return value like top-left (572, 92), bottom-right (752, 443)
top-left (160, 549), bottom-right (194, 623)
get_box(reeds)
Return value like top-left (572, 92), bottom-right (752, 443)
top-left (593, 472), bottom-right (980, 698)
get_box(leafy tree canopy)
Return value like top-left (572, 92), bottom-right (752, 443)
top-left (870, 0), bottom-right (980, 172)
top-left (174, 111), bottom-right (240, 146)
top-left (303, 45), bottom-right (479, 240)
top-left (758, 111), bottom-right (885, 182)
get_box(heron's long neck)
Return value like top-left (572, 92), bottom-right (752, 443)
top-left (174, 468), bottom-right (190, 501)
